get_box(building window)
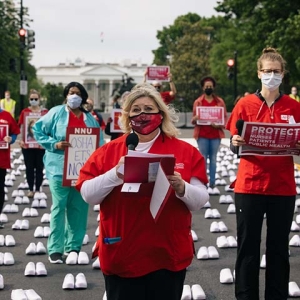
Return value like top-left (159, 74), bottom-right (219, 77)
top-left (101, 83), bottom-right (106, 91)
top-left (86, 83), bottom-right (93, 90)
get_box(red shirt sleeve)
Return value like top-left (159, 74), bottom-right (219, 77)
top-left (160, 91), bottom-right (175, 105)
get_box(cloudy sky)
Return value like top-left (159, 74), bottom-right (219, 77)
top-left (24, 0), bottom-right (219, 68)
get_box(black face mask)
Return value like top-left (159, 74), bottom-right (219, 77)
top-left (204, 88), bottom-right (213, 96)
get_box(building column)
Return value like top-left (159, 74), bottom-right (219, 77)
top-left (94, 80), bottom-right (100, 109)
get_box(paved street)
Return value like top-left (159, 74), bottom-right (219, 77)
top-left (0, 127), bottom-right (300, 299)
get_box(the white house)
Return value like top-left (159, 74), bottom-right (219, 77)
top-left (37, 58), bottom-right (147, 111)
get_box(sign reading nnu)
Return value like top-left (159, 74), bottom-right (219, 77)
top-left (63, 126), bottom-right (100, 186)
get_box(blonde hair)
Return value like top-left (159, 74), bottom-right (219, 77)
top-left (257, 47), bottom-right (286, 72)
top-left (29, 89), bottom-right (40, 99)
top-left (119, 83), bottom-right (180, 138)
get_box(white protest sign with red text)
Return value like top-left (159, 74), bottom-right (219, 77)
top-left (196, 106), bottom-right (224, 125)
top-left (63, 127), bottom-right (100, 186)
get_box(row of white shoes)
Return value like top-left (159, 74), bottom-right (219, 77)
top-left (12, 219), bottom-right (29, 230)
top-left (11, 289), bottom-right (41, 300)
top-left (197, 246), bottom-right (219, 260)
top-left (11, 190), bottom-right (47, 200)
top-left (0, 235), bottom-right (15, 246)
top-left (62, 273), bottom-right (87, 289)
top-left (24, 262), bottom-right (47, 276)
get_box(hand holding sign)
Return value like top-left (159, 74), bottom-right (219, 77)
top-left (56, 141), bottom-right (72, 150)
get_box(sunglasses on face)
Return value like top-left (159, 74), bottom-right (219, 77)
top-left (30, 98), bottom-right (39, 101)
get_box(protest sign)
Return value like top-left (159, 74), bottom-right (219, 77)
top-left (63, 127), bottom-right (100, 186)
top-left (240, 122), bottom-right (300, 156)
top-left (110, 109), bottom-right (123, 133)
top-left (0, 124), bottom-right (9, 149)
top-left (23, 111), bottom-right (47, 148)
top-left (196, 106), bottom-right (225, 125)
top-left (146, 66), bottom-right (170, 82)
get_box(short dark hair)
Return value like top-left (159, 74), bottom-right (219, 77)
top-left (200, 76), bottom-right (216, 88)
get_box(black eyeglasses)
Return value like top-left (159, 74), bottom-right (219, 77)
top-left (260, 69), bottom-right (282, 74)
top-left (30, 98), bottom-right (39, 101)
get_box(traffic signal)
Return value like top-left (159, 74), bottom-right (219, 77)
top-left (27, 30), bottom-right (35, 49)
top-left (18, 28), bottom-right (26, 49)
top-left (9, 58), bottom-right (17, 73)
top-left (227, 59), bottom-right (235, 80)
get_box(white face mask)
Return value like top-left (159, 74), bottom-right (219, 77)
top-left (29, 100), bottom-right (39, 106)
top-left (261, 73), bottom-right (282, 91)
top-left (67, 94), bottom-right (82, 109)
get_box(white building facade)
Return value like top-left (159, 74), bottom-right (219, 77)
top-left (37, 59), bottom-right (147, 111)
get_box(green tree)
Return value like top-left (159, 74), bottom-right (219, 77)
top-left (43, 83), bottom-right (65, 109)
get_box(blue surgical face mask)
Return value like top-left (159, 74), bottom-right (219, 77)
top-left (67, 94), bottom-right (82, 109)
top-left (261, 73), bottom-right (282, 91)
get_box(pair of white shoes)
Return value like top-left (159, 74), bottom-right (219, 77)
top-left (11, 289), bottom-right (41, 300)
top-left (220, 268), bottom-right (235, 284)
top-left (24, 262), bottom-right (47, 276)
top-left (25, 242), bottom-right (46, 255)
top-left (12, 219), bottom-right (29, 230)
top-left (12, 189), bottom-right (24, 197)
top-left (0, 252), bottom-right (14, 265)
top-left (289, 281), bottom-right (300, 297)
top-left (181, 284), bottom-right (206, 299)
top-left (219, 195), bottom-right (234, 204)
top-left (4, 179), bottom-right (13, 186)
top-left (207, 187), bottom-right (220, 195)
top-left (215, 179), bottom-right (227, 186)
top-left (62, 273), bottom-right (87, 289)
top-left (22, 208), bottom-right (39, 217)
top-left (210, 221), bottom-right (228, 233)
top-left (0, 234), bottom-right (16, 246)
top-left (289, 234), bottom-right (300, 246)
top-left (18, 181), bottom-right (29, 189)
top-left (204, 208), bottom-right (221, 219)
top-left (2, 204), bottom-right (19, 213)
top-left (33, 191), bottom-right (47, 199)
top-left (14, 196), bottom-right (30, 204)
top-left (216, 236), bottom-right (237, 248)
top-left (34, 226), bottom-right (50, 238)
top-left (65, 251), bottom-right (89, 265)
top-left (40, 213), bottom-right (51, 223)
top-left (197, 246), bottom-right (219, 260)
top-left (31, 199), bottom-right (47, 208)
